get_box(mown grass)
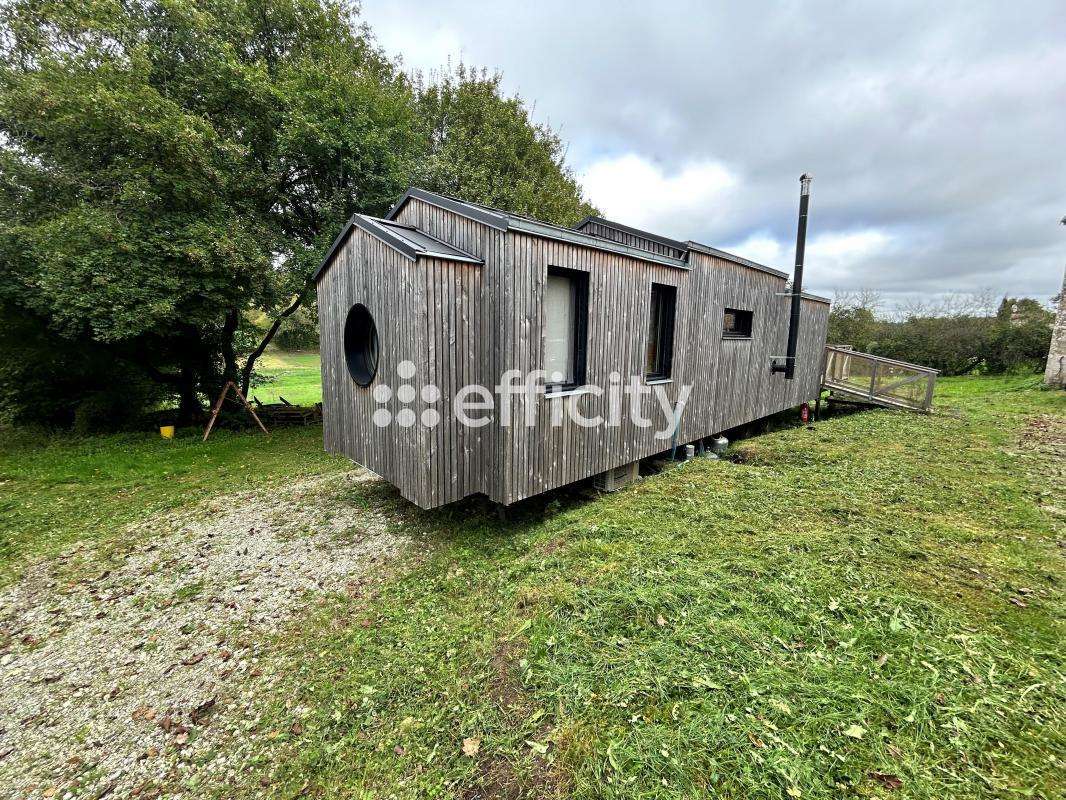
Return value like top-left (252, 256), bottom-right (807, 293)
top-left (225, 376), bottom-right (1064, 800)
top-left (0, 424), bottom-right (343, 583)
top-left (251, 349), bottom-right (323, 406)
top-left (0, 349), bottom-right (333, 582)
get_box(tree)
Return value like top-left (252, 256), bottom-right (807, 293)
top-left (876, 315), bottom-right (994, 375)
top-left (0, 5), bottom-right (597, 427)
top-left (414, 64), bottom-right (596, 227)
top-left (0, 0), bottom-right (421, 421)
top-left (827, 291), bottom-right (882, 351)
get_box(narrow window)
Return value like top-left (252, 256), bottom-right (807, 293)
top-left (645, 283), bottom-right (677, 380)
top-left (723, 307), bottom-right (753, 338)
top-left (544, 267), bottom-right (588, 390)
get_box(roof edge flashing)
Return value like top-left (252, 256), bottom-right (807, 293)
top-left (686, 241), bottom-right (790, 279)
top-left (387, 186), bottom-right (509, 230)
top-left (314, 213), bottom-right (487, 283)
top-left (575, 215), bottom-right (688, 253)
top-left (509, 217), bottom-right (690, 269)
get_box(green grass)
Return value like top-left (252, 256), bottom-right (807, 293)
top-left (0, 424), bottom-right (344, 583)
top-left (0, 348), bottom-right (332, 581)
top-left (0, 369), bottom-right (1062, 798)
top-left (227, 376), bottom-right (1064, 800)
top-left (250, 349), bottom-right (323, 406)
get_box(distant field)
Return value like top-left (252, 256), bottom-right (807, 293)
top-left (250, 350), bottom-right (322, 406)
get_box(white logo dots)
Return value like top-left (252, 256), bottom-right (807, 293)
top-left (370, 359), bottom-right (442, 428)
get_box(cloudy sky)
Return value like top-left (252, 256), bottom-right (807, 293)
top-left (361, 1), bottom-right (1065, 309)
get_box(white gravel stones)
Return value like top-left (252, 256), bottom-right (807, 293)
top-left (0, 470), bottom-right (405, 799)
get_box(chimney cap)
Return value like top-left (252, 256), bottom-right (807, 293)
top-left (799, 173), bottom-right (812, 195)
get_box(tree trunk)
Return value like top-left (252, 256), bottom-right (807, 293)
top-left (240, 276), bottom-right (315, 395)
top-left (175, 364), bottom-right (203, 426)
top-left (221, 307), bottom-right (240, 383)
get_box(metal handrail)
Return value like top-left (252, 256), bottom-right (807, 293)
top-left (824, 345), bottom-right (940, 375)
top-left (822, 347), bottom-right (938, 412)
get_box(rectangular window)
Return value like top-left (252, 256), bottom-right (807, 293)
top-left (544, 267), bottom-right (588, 390)
top-left (645, 283), bottom-right (677, 380)
top-left (723, 307), bottom-right (753, 338)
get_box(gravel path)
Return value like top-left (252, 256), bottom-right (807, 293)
top-left (0, 470), bottom-right (406, 799)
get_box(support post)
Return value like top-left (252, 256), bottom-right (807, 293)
top-left (923, 371), bottom-right (936, 412)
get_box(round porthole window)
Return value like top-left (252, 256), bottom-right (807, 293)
top-left (343, 303), bottom-right (379, 387)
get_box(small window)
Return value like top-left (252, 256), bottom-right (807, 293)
top-left (344, 303), bottom-right (379, 386)
top-left (544, 267), bottom-right (588, 390)
top-left (645, 283), bottom-right (677, 380)
top-left (723, 307), bottom-right (753, 338)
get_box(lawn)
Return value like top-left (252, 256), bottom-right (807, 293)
top-left (250, 349), bottom-right (324, 406)
top-left (1, 370), bottom-right (1063, 799)
top-left (0, 349), bottom-right (329, 581)
top-left (244, 375), bottom-right (1062, 799)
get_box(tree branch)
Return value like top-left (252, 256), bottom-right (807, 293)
top-left (240, 274), bottom-right (316, 395)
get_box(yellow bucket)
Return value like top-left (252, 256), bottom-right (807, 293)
top-left (159, 425), bottom-right (175, 440)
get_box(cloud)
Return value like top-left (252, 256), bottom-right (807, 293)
top-left (579, 154), bottom-right (737, 237)
top-left (726, 229), bottom-right (895, 292)
top-left (360, 0), bottom-right (1066, 308)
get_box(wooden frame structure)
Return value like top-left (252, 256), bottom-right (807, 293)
top-left (202, 380), bottom-right (269, 441)
top-left (315, 187), bottom-right (831, 509)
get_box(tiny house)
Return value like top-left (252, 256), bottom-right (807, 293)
top-left (315, 185), bottom-right (830, 509)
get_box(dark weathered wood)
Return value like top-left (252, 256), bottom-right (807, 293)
top-left (318, 193), bottom-right (831, 509)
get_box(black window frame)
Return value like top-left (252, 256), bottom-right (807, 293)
top-left (544, 266), bottom-right (589, 392)
top-left (343, 303), bottom-right (379, 386)
top-left (722, 307), bottom-right (754, 339)
top-left (645, 282), bottom-right (677, 381)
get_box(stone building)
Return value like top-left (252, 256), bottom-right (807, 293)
top-left (1046, 266), bottom-right (1066, 387)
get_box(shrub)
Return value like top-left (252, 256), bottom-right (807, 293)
top-left (0, 306), bottom-right (166, 429)
top-left (827, 294), bottom-right (1053, 376)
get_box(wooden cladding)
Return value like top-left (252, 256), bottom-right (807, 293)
top-left (319, 196), bottom-right (829, 509)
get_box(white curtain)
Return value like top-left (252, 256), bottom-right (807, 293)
top-left (545, 274), bottom-right (574, 384)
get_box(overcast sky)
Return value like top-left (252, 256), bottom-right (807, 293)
top-left (361, 1), bottom-right (1065, 309)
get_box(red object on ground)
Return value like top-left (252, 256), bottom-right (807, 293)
top-left (800, 402), bottom-right (810, 424)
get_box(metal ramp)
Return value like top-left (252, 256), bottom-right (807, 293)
top-left (822, 346), bottom-right (939, 413)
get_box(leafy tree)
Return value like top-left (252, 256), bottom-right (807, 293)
top-left (875, 315), bottom-right (994, 375)
top-left (995, 296), bottom-right (1052, 326)
top-left (827, 305), bottom-right (880, 351)
top-left (0, 0), bottom-right (421, 421)
top-left (0, 5), bottom-right (597, 428)
top-left (827, 290), bottom-right (1052, 375)
top-left (414, 64), bottom-right (596, 227)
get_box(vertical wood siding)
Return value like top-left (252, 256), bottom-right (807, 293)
top-left (320, 202), bottom-right (829, 509)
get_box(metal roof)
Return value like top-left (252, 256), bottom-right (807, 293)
top-left (357, 187), bottom-right (832, 304)
top-left (313, 213), bottom-right (482, 282)
top-left (574, 215), bottom-right (688, 253)
top-left (387, 187), bottom-right (690, 270)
